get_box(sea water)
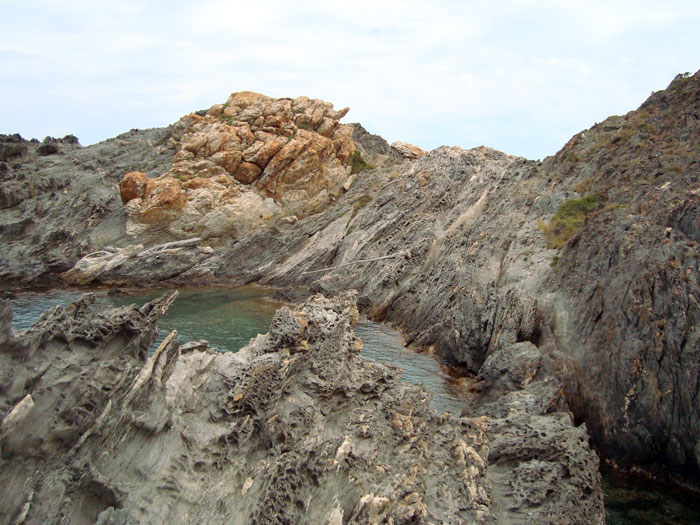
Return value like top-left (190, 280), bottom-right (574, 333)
top-left (8, 286), bottom-right (467, 413)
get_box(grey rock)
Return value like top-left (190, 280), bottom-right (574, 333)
top-left (0, 291), bottom-right (503, 524)
top-left (95, 507), bottom-right (139, 525)
top-left (0, 126), bottom-right (176, 288)
top-left (470, 341), bottom-right (604, 524)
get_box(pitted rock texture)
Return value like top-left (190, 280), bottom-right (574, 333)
top-left (119, 91), bottom-right (356, 240)
top-left (166, 72), bottom-right (700, 486)
top-left (469, 341), bottom-right (604, 524)
top-left (0, 292), bottom-right (502, 524)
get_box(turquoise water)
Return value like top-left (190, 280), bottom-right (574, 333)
top-left (9, 286), bottom-right (281, 352)
top-left (355, 321), bottom-right (468, 415)
top-left (8, 287), bottom-right (468, 413)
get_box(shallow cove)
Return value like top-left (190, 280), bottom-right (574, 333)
top-left (8, 286), bottom-right (699, 523)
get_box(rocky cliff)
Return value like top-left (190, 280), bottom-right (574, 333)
top-left (1, 72), bottom-right (700, 500)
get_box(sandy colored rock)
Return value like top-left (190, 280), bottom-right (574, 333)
top-left (133, 176), bottom-right (186, 224)
top-left (391, 141), bottom-right (426, 159)
top-left (116, 91), bottom-right (356, 240)
top-left (235, 161), bottom-right (262, 184)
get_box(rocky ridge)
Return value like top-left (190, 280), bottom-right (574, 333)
top-left (0, 292), bottom-right (603, 523)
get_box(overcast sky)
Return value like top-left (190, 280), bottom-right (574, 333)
top-left (2, 1), bottom-right (699, 159)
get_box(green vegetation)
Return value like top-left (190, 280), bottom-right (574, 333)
top-left (348, 150), bottom-right (371, 174)
top-left (222, 115), bottom-right (234, 125)
top-left (538, 194), bottom-right (601, 249)
top-left (351, 193), bottom-right (373, 219)
top-left (297, 122), bottom-right (313, 131)
top-left (669, 72), bottom-right (691, 91)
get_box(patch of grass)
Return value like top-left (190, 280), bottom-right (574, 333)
top-left (351, 194), bottom-right (373, 219)
top-left (348, 150), bottom-right (371, 174)
top-left (566, 152), bottom-right (582, 163)
top-left (669, 72), bottom-right (691, 91)
top-left (538, 194), bottom-right (601, 249)
top-left (221, 115), bottom-right (234, 125)
top-left (573, 176), bottom-right (595, 195)
top-left (297, 122), bottom-right (313, 131)
top-left (602, 203), bottom-right (627, 212)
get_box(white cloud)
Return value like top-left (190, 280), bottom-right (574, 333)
top-left (1, 0), bottom-right (699, 158)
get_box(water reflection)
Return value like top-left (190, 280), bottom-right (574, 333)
top-left (356, 320), bottom-right (468, 414)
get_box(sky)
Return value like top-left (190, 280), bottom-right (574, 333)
top-left (2, 1), bottom-right (699, 160)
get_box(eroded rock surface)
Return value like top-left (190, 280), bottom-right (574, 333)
top-left (2, 72), bottom-right (700, 493)
top-left (0, 128), bottom-right (175, 288)
top-left (0, 292), bottom-right (604, 524)
top-left (120, 92), bottom-right (356, 241)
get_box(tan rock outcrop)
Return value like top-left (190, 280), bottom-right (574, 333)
top-left (120, 91), bottom-right (356, 239)
top-left (127, 176), bottom-right (186, 224)
top-left (391, 141), bottom-right (426, 160)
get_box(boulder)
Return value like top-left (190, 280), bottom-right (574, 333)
top-left (118, 91), bottom-right (356, 240)
top-left (391, 141), bottom-right (426, 159)
top-left (119, 171), bottom-right (149, 204)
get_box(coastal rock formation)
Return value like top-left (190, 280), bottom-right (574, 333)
top-left (1, 71), bottom-right (699, 493)
top-left (120, 92), bottom-right (356, 240)
top-left (0, 128), bottom-right (176, 287)
top-left (0, 292), bottom-right (603, 523)
top-left (470, 340), bottom-right (604, 523)
top-left (540, 71), bottom-right (700, 478)
top-left (391, 141), bottom-right (426, 160)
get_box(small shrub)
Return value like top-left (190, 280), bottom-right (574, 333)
top-left (348, 150), bottom-right (371, 174)
top-left (297, 123), bottom-right (313, 131)
top-left (573, 176), bottom-right (594, 194)
top-left (538, 194), bottom-right (601, 249)
top-left (566, 152), bottom-right (582, 163)
top-left (221, 115), bottom-right (234, 125)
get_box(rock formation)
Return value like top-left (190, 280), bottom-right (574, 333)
top-left (1, 70), bottom-right (699, 499)
top-left (0, 292), bottom-right (602, 524)
top-left (119, 92), bottom-right (356, 241)
top-left (0, 128), bottom-right (175, 287)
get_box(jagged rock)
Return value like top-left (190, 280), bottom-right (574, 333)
top-left (119, 91), bottom-right (356, 240)
top-left (118, 171), bottom-right (149, 204)
top-left (2, 71), bottom-right (700, 494)
top-left (0, 292), bottom-right (511, 523)
top-left (0, 126), bottom-right (173, 287)
top-left (469, 339), bottom-right (604, 524)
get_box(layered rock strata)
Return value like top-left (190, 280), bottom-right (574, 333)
top-left (1, 71), bottom-right (699, 491)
